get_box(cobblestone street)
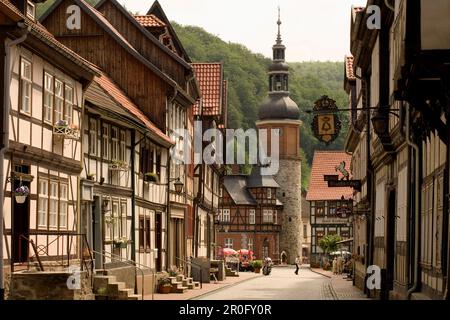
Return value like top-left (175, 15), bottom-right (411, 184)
top-left (195, 266), bottom-right (368, 300)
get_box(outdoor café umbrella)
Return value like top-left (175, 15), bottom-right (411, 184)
top-left (237, 249), bottom-right (253, 255)
top-left (223, 248), bottom-right (238, 256)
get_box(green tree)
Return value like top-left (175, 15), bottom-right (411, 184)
top-left (318, 235), bottom-right (343, 255)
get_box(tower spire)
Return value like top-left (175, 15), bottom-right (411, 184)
top-left (277, 6), bottom-right (282, 44)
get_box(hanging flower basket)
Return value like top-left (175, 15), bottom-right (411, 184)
top-left (14, 186), bottom-right (29, 204)
top-left (109, 160), bottom-right (128, 172)
top-left (113, 237), bottom-right (129, 249)
top-left (53, 120), bottom-right (80, 140)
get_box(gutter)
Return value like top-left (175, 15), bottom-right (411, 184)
top-left (406, 104), bottom-right (420, 299)
top-left (0, 23), bottom-right (30, 301)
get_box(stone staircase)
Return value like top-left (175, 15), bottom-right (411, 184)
top-left (168, 274), bottom-right (200, 294)
top-left (93, 273), bottom-right (140, 300)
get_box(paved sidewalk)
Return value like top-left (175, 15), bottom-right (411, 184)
top-left (311, 268), bottom-right (369, 300)
top-left (145, 272), bottom-right (263, 300)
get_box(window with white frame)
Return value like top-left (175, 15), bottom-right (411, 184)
top-left (111, 127), bottom-right (119, 160)
top-left (274, 210), bottom-right (277, 224)
top-left (248, 238), bottom-right (253, 251)
top-left (121, 202), bottom-right (127, 237)
top-left (43, 73), bottom-right (54, 123)
top-left (225, 238), bottom-right (233, 249)
top-left (218, 209), bottom-right (223, 222)
top-left (64, 85), bottom-right (73, 124)
top-left (104, 199), bottom-right (112, 241)
top-left (112, 200), bottom-right (120, 240)
top-left (89, 118), bottom-right (97, 155)
top-left (54, 79), bottom-right (64, 123)
top-left (222, 209), bottom-right (230, 223)
top-left (120, 131), bottom-right (126, 161)
top-left (20, 57), bottom-right (32, 113)
top-left (38, 180), bottom-right (48, 228)
top-left (49, 182), bottom-right (58, 228)
top-left (59, 184), bottom-right (68, 229)
top-left (263, 209), bottom-right (273, 223)
top-left (249, 209), bottom-right (255, 225)
top-left (102, 124), bottom-right (109, 159)
top-left (267, 188), bottom-right (272, 199)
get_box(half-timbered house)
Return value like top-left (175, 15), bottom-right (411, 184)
top-left (0, 0), bottom-right (96, 296)
top-left (306, 151), bottom-right (354, 267)
top-left (219, 166), bottom-right (283, 261)
top-left (40, 0), bottom-right (197, 273)
top-left (191, 63), bottom-right (226, 259)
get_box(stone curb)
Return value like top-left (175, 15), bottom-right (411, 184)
top-left (308, 268), bottom-right (332, 278)
top-left (189, 274), bottom-right (265, 300)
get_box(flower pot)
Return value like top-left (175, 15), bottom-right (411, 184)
top-left (254, 267), bottom-right (261, 274)
top-left (158, 285), bottom-right (172, 294)
top-left (15, 195), bottom-right (27, 204)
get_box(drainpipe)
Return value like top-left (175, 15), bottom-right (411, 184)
top-left (406, 104), bottom-right (420, 300)
top-left (1, 24), bottom-right (30, 301)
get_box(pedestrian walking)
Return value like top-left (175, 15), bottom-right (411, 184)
top-left (332, 257), bottom-right (338, 275)
top-left (295, 256), bottom-right (301, 275)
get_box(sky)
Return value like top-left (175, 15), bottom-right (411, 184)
top-left (117, 0), bottom-right (368, 62)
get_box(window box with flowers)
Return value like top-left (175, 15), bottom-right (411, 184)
top-left (109, 160), bottom-right (128, 172)
top-left (113, 237), bottom-right (129, 249)
top-left (53, 120), bottom-right (80, 140)
top-left (14, 186), bottom-right (30, 204)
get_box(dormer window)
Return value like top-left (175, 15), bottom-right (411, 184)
top-left (27, 1), bottom-right (35, 19)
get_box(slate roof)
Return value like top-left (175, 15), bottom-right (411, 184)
top-left (306, 151), bottom-right (354, 201)
top-left (223, 176), bottom-right (257, 206)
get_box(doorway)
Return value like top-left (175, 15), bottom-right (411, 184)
top-left (12, 178), bottom-right (30, 263)
top-left (385, 189), bottom-right (396, 299)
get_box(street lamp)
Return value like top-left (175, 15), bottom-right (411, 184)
top-left (173, 178), bottom-right (184, 194)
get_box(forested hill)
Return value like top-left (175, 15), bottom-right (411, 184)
top-left (173, 23), bottom-right (349, 187)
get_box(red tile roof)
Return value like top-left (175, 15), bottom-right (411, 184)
top-left (192, 63), bottom-right (223, 116)
top-left (94, 71), bottom-right (173, 146)
top-left (134, 14), bottom-right (166, 28)
top-left (345, 55), bottom-right (356, 81)
top-left (306, 151), bottom-right (354, 201)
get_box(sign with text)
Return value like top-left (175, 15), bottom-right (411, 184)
top-left (311, 96), bottom-right (342, 145)
top-left (328, 179), bottom-right (362, 191)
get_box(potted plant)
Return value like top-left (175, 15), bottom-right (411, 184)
top-left (158, 275), bottom-right (172, 294)
top-left (87, 173), bottom-right (95, 181)
top-left (144, 172), bottom-right (159, 183)
top-left (252, 260), bottom-right (263, 274)
top-left (14, 186), bottom-right (29, 204)
top-left (113, 237), bottom-right (128, 249)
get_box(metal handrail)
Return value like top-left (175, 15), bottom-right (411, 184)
top-left (17, 233), bottom-right (95, 289)
top-left (91, 249), bottom-right (154, 300)
top-left (176, 256), bottom-right (203, 289)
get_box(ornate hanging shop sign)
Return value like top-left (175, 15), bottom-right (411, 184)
top-left (311, 96), bottom-right (342, 145)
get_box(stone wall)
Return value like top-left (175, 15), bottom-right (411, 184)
top-left (8, 271), bottom-right (94, 300)
top-left (276, 158), bottom-right (303, 265)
